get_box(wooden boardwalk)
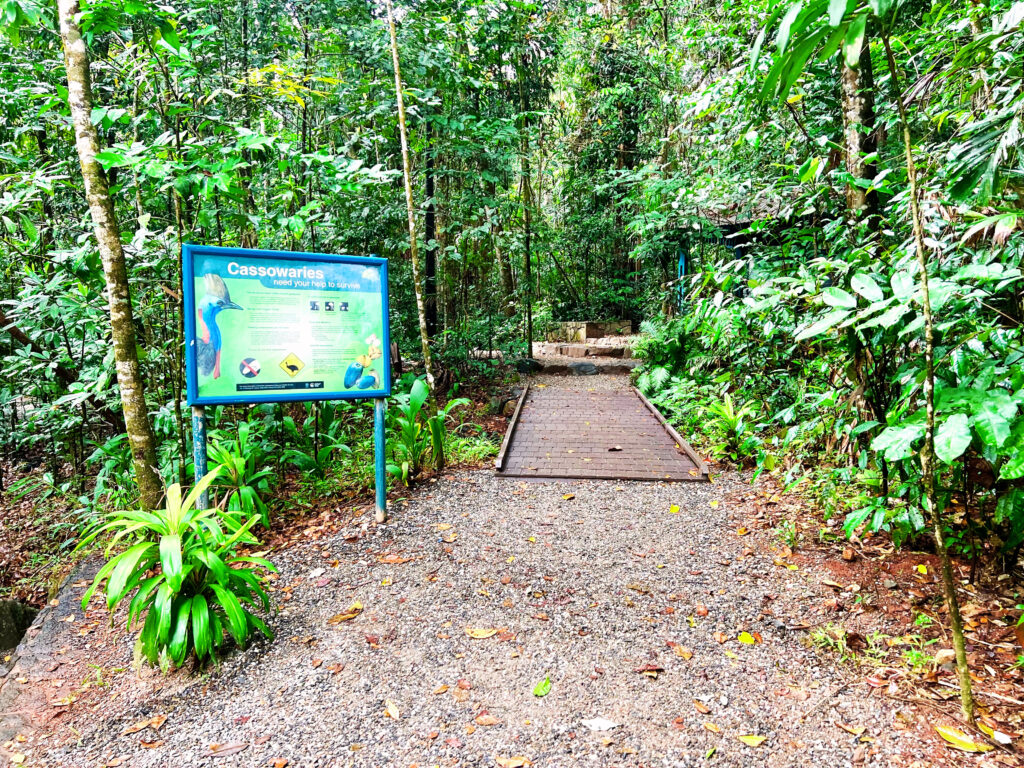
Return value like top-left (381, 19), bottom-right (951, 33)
top-left (495, 385), bottom-right (708, 481)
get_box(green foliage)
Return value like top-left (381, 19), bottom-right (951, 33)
top-left (78, 471), bottom-right (275, 668)
top-left (387, 378), bottom-right (469, 485)
top-left (207, 421), bottom-right (275, 527)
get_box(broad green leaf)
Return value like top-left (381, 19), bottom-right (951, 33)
top-left (934, 413), bottom-right (972, 463)
top-left (850, 272), bottom-right (883, 302)
top-left (776, 1), bottom-right (805, 53)
top-left (972, 404), bottom-right (1011, 448)
top-left (822, 286), bottom-right (856, 308)
top-left (160, 534), bottom-right (184, 592)
top-left (828, 0), bottom-right (848, 25)
top-left (890, 271), bottom-right (915, 300)
top-left (867, 0), bottom-right (894, 19)
top-left (842, 14), bottom-right (866, 69)
top-left (796, 309), bottom-right (850, 340)
top-left (871, 424), bottom-right (924, 461)
top-left (211, 584), bottom-right (248, 644)
top-left (192, 595), bottom-right (211, 659)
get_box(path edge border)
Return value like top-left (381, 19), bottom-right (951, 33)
top-left (632, 386), bottom-right (709, 478)
top-left (494, 383), bottom-right (530, 472)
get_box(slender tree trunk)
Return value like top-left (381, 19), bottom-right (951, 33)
top-left (385, 0), bottom-right (435, 389)
top-left (425, 118), bottom-right (438, 336)
top-left (518, 57), bottom-right (533, 358)
top-left (840, 43), bottom-right (878, 220)
top-left (884, 34), bottom-right (974, 725)
top-left (58, 0), bottom-right (163, 510)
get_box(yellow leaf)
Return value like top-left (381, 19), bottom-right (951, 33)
top-left (385, 699), bottom-right (400, 720)
top-left (737, 735), bottom-right (767, 747)
top-left (738, 632), bottom-right (755, 645)
top-left (465, 627), bottom-right (498, 639)
top-left (724, 649), bottom-right (739, 659)
top-left (934, 725), bottom-right (993, 753)
top-left (669, 504), bottom-right (680, 514)
top-left (916, 564), bottom-right (928, 574)
top-left (434, 523), bottom-right (452, 531)
top-left (562, 493), bottom-right (575, 500)
top-left (736, 526), bottom-right (749, 536)
top-left (703, 722), bottom-right (721, 734)
top-left (710, 500), bottom-right (719, 508)
top-left (328, 601), bottom-right (363, 624)
top-left (674, 646), bottom-right (693, 660)
top-left (11, 755), bottom-right (26, 765)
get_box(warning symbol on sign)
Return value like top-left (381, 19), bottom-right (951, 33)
top-left (280, 353), bottom-right (305, 377)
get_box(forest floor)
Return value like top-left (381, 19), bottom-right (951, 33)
top-left (4, 377), bottom-right (1020, 767)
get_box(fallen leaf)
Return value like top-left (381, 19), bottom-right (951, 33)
top-left (378, 553), bottom-right (413, 564)
top-left (495, 757), bottom-right (532, 768)
top-left (328, 601), bottom-right (363, 624)
top-left (385, 699), bottom-right (400, 720)
top-left (737, 632), bottom-right (756, 645)
top-left (465, 627), bottom-right (498, 639)
top-left (581, 718), bottom-right (620, 731)
top-left (270, 760), bottom-right (289, 768)
top-left (836, 721), bottom-right (866, 736)
top-left (674, 646), bottom-right (693, 660)
top-left (433, 684), bottom-right (449, 694)
top-left (695, 603), bottom-right (708, 617)
top-left (934, 725), bottom-right (992, 753)
top-left (694, 700), bottom-right (711, 714)
top-left (669, 504), bottom-right (680, 514)
top-left (11, 755), bottom-right (25, 765)
top-left (562, 494), bottom-right (575, 501)
top-left (475, 713), bottom-right (500, 726)
top-left (209, 743), bottom-right (249, 757)
top-left (737, 734), bottom-right (767, 747)
top-left (713, 631), bottom-right (728, 644)
top-left (703, 722), bottom-right (721, 734)
top-left (533, 676), bottom-right (551, 697)
top-left (736, 527), bottom-right (750, 536)
top-left (633, 664), bottom-right (663, 679)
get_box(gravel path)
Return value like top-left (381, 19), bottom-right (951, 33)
top-left (31, 380), bottom-right (946, 767)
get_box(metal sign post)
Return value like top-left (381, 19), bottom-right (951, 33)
top-left (183, 244), bottom-right (391, 520)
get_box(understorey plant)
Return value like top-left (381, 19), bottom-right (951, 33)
top-left (78, 469), bottom-right (276, 669)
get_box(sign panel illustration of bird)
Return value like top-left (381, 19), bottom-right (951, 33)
top-left (195, 273), bottom-right (243, 379)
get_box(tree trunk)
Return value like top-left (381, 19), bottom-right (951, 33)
top-left (425, 118), bottom-right (438, 336)
top-left (58, 0), bottom-right (163, 510)
top-left (518, 56), bottom-right (533, 358)
top-left (385, 0), bottom-right (435, 395)
top-left (840, 43), bottom-right (878, 220)
top-left (884, 34), bottom-right (974, 725)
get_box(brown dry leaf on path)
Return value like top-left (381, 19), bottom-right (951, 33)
top-left (328, 601), bottom-right (363, 624)
top-left (378, 553), bottom-right (414, 564)
top-left (695, 603), bottom-right (708, 617)
top-left (694, 700), bottom-right (711, 714)
top-left (495, 757), bottom-right (532, 768)
top-left (122, 714), bottom-right (167, 735)
top-left (475, 712), bottom-right (501, 726)
top-left (633, 664), bottom-right (663, 679)
top-left (270, 760), bottom-right (290, 768)
top-left (713, 631), bottom-right (728, 644)
top-left (674, 646), bottom-right (693, 660)
top-left (835, 721), bottom-right (866, 736)
top-left (208, 742), bottom-right (248, 757)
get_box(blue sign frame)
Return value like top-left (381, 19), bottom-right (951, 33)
top-left (183, 244), bottom-right (392, 407)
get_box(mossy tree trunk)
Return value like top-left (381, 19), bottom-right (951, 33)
top-left (58, 0), bottom-right (163, 510)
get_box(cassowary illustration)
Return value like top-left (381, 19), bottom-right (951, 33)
top-left (196, 273), bottom-right (243, 379)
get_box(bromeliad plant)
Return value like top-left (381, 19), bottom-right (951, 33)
top-left (78, 470), bottom-right (276, 668)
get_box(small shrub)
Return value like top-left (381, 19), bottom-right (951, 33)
top-left (78, 470), bottom-right (275, 668)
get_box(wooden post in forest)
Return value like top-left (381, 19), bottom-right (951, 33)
top-left (58, 0), bottom-right (164, 510)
